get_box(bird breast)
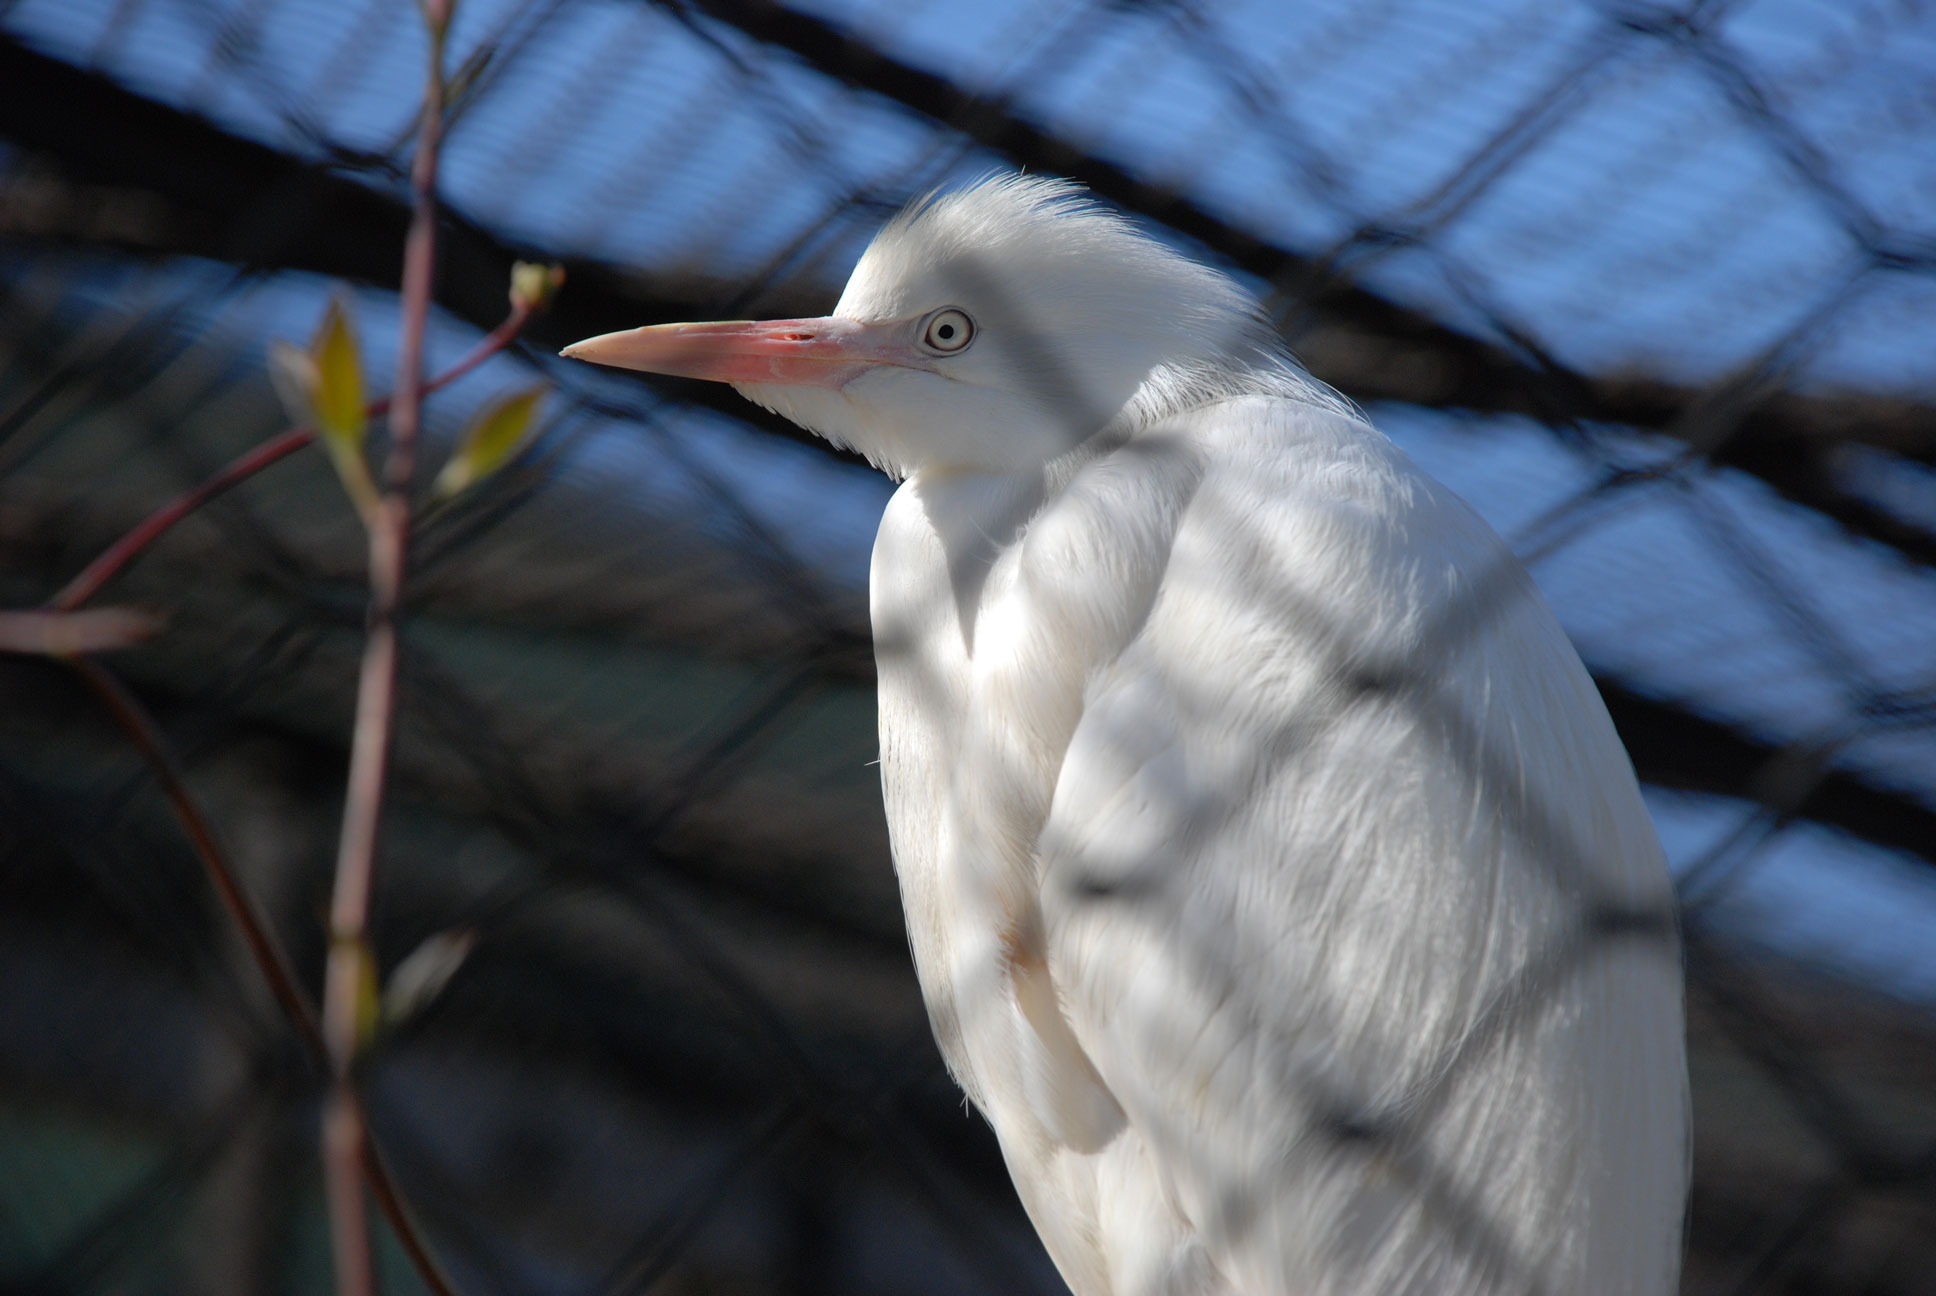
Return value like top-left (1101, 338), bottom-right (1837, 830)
top-left (869, 395), bottom-right (1685, 1296)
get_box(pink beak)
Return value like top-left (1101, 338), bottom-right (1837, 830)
top-left (560, 316), bottom-right (916, 389)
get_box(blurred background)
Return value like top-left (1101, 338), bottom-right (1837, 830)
top-left (2, 0), bottom-right (1934, 1292)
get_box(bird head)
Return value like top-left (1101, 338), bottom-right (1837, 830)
top-left (562, 175), bottom-right (1283, 478)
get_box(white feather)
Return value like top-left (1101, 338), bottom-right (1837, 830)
top-left (693, 175), bottom-right (1687, 1295)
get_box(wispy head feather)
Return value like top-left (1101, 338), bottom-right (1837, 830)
top-left (744, 173), bottom-right (1355, 477)
top-left (843, 174), bottom-right (1354, 433)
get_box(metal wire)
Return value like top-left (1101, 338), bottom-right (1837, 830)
top-left (1, 0), bottom-right (1934, 1291)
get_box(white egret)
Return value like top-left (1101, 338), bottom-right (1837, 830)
top-left (563, 175), bottom-right (1687, 1296)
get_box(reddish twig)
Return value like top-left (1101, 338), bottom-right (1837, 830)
top-left (50, 303), bottom-right (532, 614)
top-left (69, 655), bottom-right (460, 1296)
top-left (52, 427), bottom-right (313, 613)
top-left (321, 15), bottom-right (449, 1296)
top-left (363, 1128), bottom-right (458, 1295)
top-left (71, 655), bottom-right (327, 1061)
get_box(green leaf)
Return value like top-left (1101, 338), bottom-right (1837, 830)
top-left (508, 261), bottom-right (566, 313)
top-left (353, 938), bottom-right (383, 1051)
top-left (266, 340), bottom-right (319, 427)
top-left (327, 932), bottom-right (385, 1053)
top-left (268, 299), bottom-right (378, 517)
top-left (431, 385), bottom-right (545, 501)
top-left (311, 298), bottom-right (365, 441)
top-left (381, 928), bottom-right (477, 1028)
top-left (445, 43), bottom-right (496, 117)
top-left (310, 299), bottom-right (379, 515)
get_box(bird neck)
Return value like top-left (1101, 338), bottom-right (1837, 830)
top-left (1121, 354), bottom-right (1359, 436)
top-left (903, 465), bottom-right (1046, 650)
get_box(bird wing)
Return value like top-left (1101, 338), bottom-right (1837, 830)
top-left (1017, 398), bottom-right (1685, 1295)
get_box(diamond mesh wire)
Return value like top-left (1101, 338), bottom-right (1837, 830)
top-left (1, 0), bottom-right (1934, 1291)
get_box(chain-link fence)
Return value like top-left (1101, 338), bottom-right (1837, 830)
top-left (1, 0), bottom-right (1933, 1292)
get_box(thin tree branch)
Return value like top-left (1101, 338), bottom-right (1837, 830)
top-left (49, 302), bottom-right (533, 613)
top-left (69, 655), bottom-right (326, 1059)
top-left (67, 655), bottom-right (461, 1296)
top-left (362, 1128), bottom-right (461, 1296)
top-left (320, 11), bottom-right (449, 1296)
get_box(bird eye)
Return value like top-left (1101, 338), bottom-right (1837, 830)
top-left (921, 309), bottom-right (974, 354)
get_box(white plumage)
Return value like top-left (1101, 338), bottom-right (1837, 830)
top-left (564, 176), bottom-right (1689, 1296)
